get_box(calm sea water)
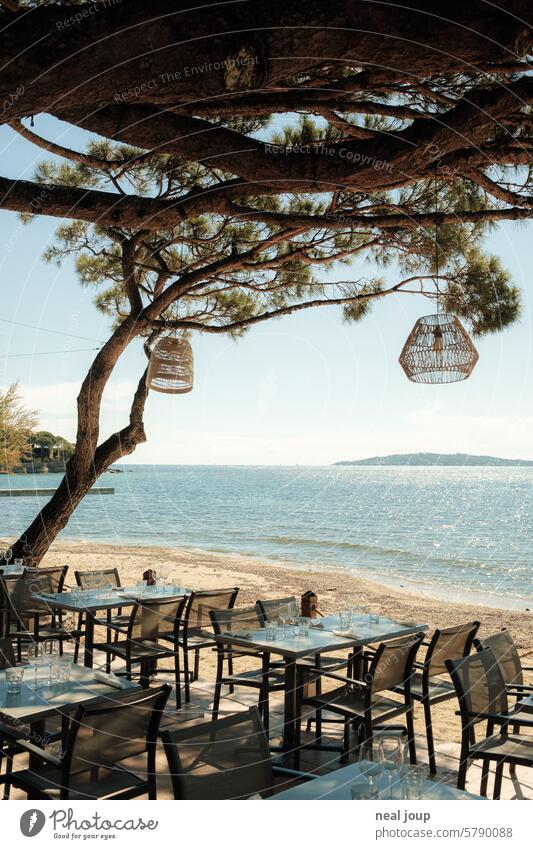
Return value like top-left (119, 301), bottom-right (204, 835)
top-left (1, 465), bottom-right (532, 608)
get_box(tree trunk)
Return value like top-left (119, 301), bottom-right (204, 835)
top-left (8, 366), bottom-right (150, 565)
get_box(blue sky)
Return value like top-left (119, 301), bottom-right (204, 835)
top-left (1, 116), bottom-right (532, 465)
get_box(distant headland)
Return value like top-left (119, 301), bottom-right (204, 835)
top-left (334, 452), bottom-right (533, 467)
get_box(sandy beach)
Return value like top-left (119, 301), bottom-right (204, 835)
top-left (3, 537), bottom-right (532, 745)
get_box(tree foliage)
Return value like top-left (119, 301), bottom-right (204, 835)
top-left (0, 384), bottom-right (38, 472)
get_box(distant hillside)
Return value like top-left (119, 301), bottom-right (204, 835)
top-left (334, 452), bottom-right (533, 467)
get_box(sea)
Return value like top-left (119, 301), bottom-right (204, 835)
top-left (1, 465), bottom-right (532, 610)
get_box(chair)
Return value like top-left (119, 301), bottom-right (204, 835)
top-left (446, 649), bottom-right (533, 798)
top-left (393, 620), bottom-right (479, 774)
top-left (96, 595), bottom-right (186, 708)
top-left (256, 596), bottom-right (298, 622)
top-left (0, 685), bottom-right (171, 800)
top-left (474, 629), bottom-right (533, 712)
top-left (209, 606), bottom-right (285, 731)
top-left (161, 707), bottom-right (313, 799)
top-left (297, 632), bottom-right (425, 762)
top-left (0, 567), bottom-right (82, 658)
top-left (178, 588), bottom-right (239, 702)
top-left (74, 568), bottom-right (129, 663)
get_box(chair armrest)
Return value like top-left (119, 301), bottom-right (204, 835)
top-left (303, 669), bottom-right (368, 689)
top-left (273, 766), bottom-right (318, 781)
top-left (15, 739), bottom-right (62, 767)
top-left (456, 711), bottom-right (533, 727)
top-left (522, 665), bottom-right (533, 672)
top-left (506, 683), bottom-right (533, 692)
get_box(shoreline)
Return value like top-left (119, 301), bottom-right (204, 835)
top-left (5, 536), bottom-right (528, 653)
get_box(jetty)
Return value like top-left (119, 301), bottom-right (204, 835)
top-left (0, 487), bottom-right (115, 497)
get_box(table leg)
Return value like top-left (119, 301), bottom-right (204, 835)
top-left (84, 610), bottom-right (95, 668)
top-left (282, 657), bottom-right (298, 763)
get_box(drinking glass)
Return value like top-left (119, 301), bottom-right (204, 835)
top-left (368, 605), bottom-right (380, 624)
top-left (6, 667), bottom-right (24, 695)
top-left (377, 733), bottom-right (406, 798)
top-left (265, 620), bottom-right (278, 641)
top-left (27, 643), bottom-right (45, 686)
top-left (401, 765), bottom-right (427, 800)
top-left (159, 564), bottom-right (169, 585)
top-left (103, 582), bottom-right (114, 602)
top-left (298, 616), bottom-right (310, 637)
top-left (43, 639), bottom-right (60, 684)
top-left (339, 609), bottom-right (352, 631)
top-left (14, 558), bottom-right (24, 568)
top-left (55, 657), bottom-right (73, 684)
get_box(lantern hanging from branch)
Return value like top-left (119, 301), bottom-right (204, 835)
top-left (146, 335), bottom-right (194, 394)
top-left (399, 312), bottom-right (479, 384)
top-left (399, 164), bottom-right (479, 384)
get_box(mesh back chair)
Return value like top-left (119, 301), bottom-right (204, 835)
top-left (161, 706), bottom-right (311, 799)
top-left (256, 596), bottom-right (297, 622)
top-left (0, 567), bottom-right (81, 659)
top-left (297, 632), bottom-right (425, 763)
top-left (446, 649), bottom-right (533, 797)
top-left (95, 596), bottom-right (187, 709)
top-left (474, 629), bottom-right (533, 712)
top-left (210, 606), bottom-right (284, 731)
top-left (1, 685), bottom-right (171, 800)
top-left (0, 637), bottom-right (15, 669)
top-left (393, 620), bottom-right (479, 774)
top-left (74, 568), bottom-right (129, 664)
top-left (179, 588), bottom-right (239, 702)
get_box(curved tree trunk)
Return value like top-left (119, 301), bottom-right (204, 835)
top-left (8, 331), bottom-right (150, 564)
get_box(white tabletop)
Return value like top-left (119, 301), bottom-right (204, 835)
top-left (270, 761), bottom-right (482, 800)
top-left (32, 585), bottom-right (191, 612)
top-left (212, 616), bottom-right (427, 659)
top-left (0, 664), bottom-right (138, 724)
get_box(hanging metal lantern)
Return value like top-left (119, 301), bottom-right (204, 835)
top-left (399, 313), bottom-right (479, 384)
top-left (146, 335), bottom-right (194, 394)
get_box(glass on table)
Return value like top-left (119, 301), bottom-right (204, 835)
top-left (55, 656), bottom-right (74, 684)
top-left (265, 620), bottom-right (278, 641)
top-left (368, 604), bottom-right (380, 624)
top-left (27, 643), bottom-right (45, 686)
top-left (339, 609), bottom-right (353, 631)
top-left (401, 765), bottom-right (427, 800)
top-left (6, 666), bottom-right (24, 695)
top-left (377, 732), bottom-right (407, 798)
top-left (298, 616), bottom-right (311, 637)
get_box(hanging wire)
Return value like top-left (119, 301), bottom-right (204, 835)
top-left (0, 347), bottom-right (101, 359)
top-left (0, 316), bottom-right (102, 343)
top-left (434, 162), bottom-right (440, 313)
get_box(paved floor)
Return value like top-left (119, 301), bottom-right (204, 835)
top-left (2, 649), bottom-right (532, 800)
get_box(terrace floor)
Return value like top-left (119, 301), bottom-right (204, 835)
top-left (4, 647), bottom-right (532, 801)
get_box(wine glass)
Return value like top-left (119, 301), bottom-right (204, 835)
top-left (278, 603), bottom-right (290, 638)
top-left (358, 737), bottom-right (384, 799)
top-left (377, 733), bottom-right (406, 798)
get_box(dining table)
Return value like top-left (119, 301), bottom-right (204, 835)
top-left (0, 663), bottom-right (139, 768)
top-left (31, 584), bottom-right (192, 668)
top-left (269, 760), bottom-right (482, 800)
top-left (210, 614), bottom-right (428, 761)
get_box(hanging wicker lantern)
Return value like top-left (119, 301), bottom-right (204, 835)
top-left (399, 313), bottom-right (479, 384)
top-left (146, 336), bottom-right (194, 394)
